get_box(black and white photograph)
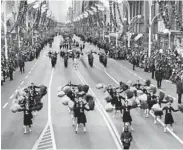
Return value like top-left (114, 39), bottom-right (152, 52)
top-left (1, 0), bottom-right (183, 149)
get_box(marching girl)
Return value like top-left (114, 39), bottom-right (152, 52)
top-left (153, 96), bottom-right (168, 124)
top-left (29, 82), bottom-right (40, 116)
top-left (107, 85), bottom-right (116, 106)
top-left (23, 98), bottom-right (33, 134)
top-left (62, 81), bottom-right (78, 114)
top-left (122, 101), bottom-right (135, 131)
top-left (62, 81), bottom-right (78, 90)
top-left (162, 102), bottom-right (179, 132)
top-left (113, 92), bottom-right (125, 118)
top-left (75, 97), bottom-right (90, 134)
top-left (72, 95), bottom-right (80, 126)
top-left (146, 91), bottom-right (157, 118)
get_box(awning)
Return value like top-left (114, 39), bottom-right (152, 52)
top-left (134, 34), bottom-right (143, 41)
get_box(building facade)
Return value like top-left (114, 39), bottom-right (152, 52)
top-left (67, 6), bottom-right (73, 21)
top-left (72, 0), bottom-right (183, 50)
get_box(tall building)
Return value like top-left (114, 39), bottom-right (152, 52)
top-left (73, 0), bottom-right (83, 19)
top-left (66, 6), bottom-right (73, 21)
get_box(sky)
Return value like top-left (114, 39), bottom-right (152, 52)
top-left (48, 0), bottom-right (72, 23)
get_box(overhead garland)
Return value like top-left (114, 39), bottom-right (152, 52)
top-left (8, 1), bottom-right (28, 35)
top-left (113, 1), bottom-right (117, 30)
top-left (170, 1), bottom-right (183, 32)
top-left (109, 0), bottom-right (115, 31)
top-left (158, 0), bottom-right (171, 29)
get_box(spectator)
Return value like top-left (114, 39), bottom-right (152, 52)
top-left (176, 76), bottom-right (183, 104)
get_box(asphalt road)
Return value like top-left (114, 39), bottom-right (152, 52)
top-left (1, 35), bottom-right (183, 149)
top-left (73, 35), bottom-right (183, 149)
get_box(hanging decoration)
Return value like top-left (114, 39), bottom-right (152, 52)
top-left (116, 2), bottom-right (127, 32)
top-left (158, 0), bottom-right (171, 30)
top-left (8, 1), bottom-right (28, 35)
top-left (113, 1), bottom-right (117, 30)
top-left (34, 2), bottom-right (43, 29)
top-left (170, 1), bottom-right (183, 32)
top-left (109, 0), bottom-right (114, 31)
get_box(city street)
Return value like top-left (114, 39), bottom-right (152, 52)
top-left (1, 35), bottom-right (183, 149)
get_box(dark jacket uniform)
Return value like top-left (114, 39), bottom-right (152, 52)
top-left (121, 130), bottom-right (133, 149)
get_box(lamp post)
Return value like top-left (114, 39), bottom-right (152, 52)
top-left (148, 12), bottom-right (160, 58)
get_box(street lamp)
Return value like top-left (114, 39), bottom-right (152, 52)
top-left (148, 12), bottom-right (160, 57)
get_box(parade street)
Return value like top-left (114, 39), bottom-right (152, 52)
top-left (1, 35), bottom-right (183, 149)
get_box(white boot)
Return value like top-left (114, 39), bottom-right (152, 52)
top-left (68, 107), bottom-right (71, 113)
top-left (146, 110), bottom-right (149, 118)
top-left (75, 124), bottom-right (78, 134)
top-left (83, 127), bottom-right (86, 132)
top-left (164, 127), bottom-right (167, 133)
top-left (154, 119), bottom-right (157, 124)
top-left (72, 119), bottom-right (75, 126)
top-left (130, 125), bottom-right (134, 131)
top-left (170, 126), bottom-right (174, 132)
top-left (24, 126), bottom-right (27, 134)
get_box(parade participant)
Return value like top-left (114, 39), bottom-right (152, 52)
top-left (62, 81), bottom-right (78, 89)
top-left (51, 54), bottom-right (57, 68)
top-left (80, 44), bottom-right (83, 52)
top-left (64, 53), bottom-right (68, 68)
top-left (146, 91), bottom-right (157, 118)
top-left (132, 56), bottom-right (136, 71)
top-left (153, 96), bottom-right (168, 124)
top-left (132, 80), bottom-right (142, 90)
top-left (23, 98), bottom-right (33, 134)
top-left (29, 82), bottom-right (40, 96)
top-left (72, 95), bottom-right (80, 126)
top-left (28, 83), bottom-right (40, 116)
top-left (122, 101), bottom-right (134, 131)
top-left (120, 124), bottom-right (133, 149)
top-left (113, 92), bottom-right (124, 117)
top-left (107, 84), bottom-right (114, 96)
top-left (73, 51), bottom-right (80, 69)
top-left (75, 97), bottom-right (90, 133)
top-left (162, 102), bottom-right (179, 132)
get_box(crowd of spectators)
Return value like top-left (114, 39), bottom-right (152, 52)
top-left (76, 33), bottom-right (183, 85)
top-left (1, 33), bottom-right (57, 86)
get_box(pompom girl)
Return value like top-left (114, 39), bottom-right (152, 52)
top-left (162, 102), bottom-right (179, 132)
